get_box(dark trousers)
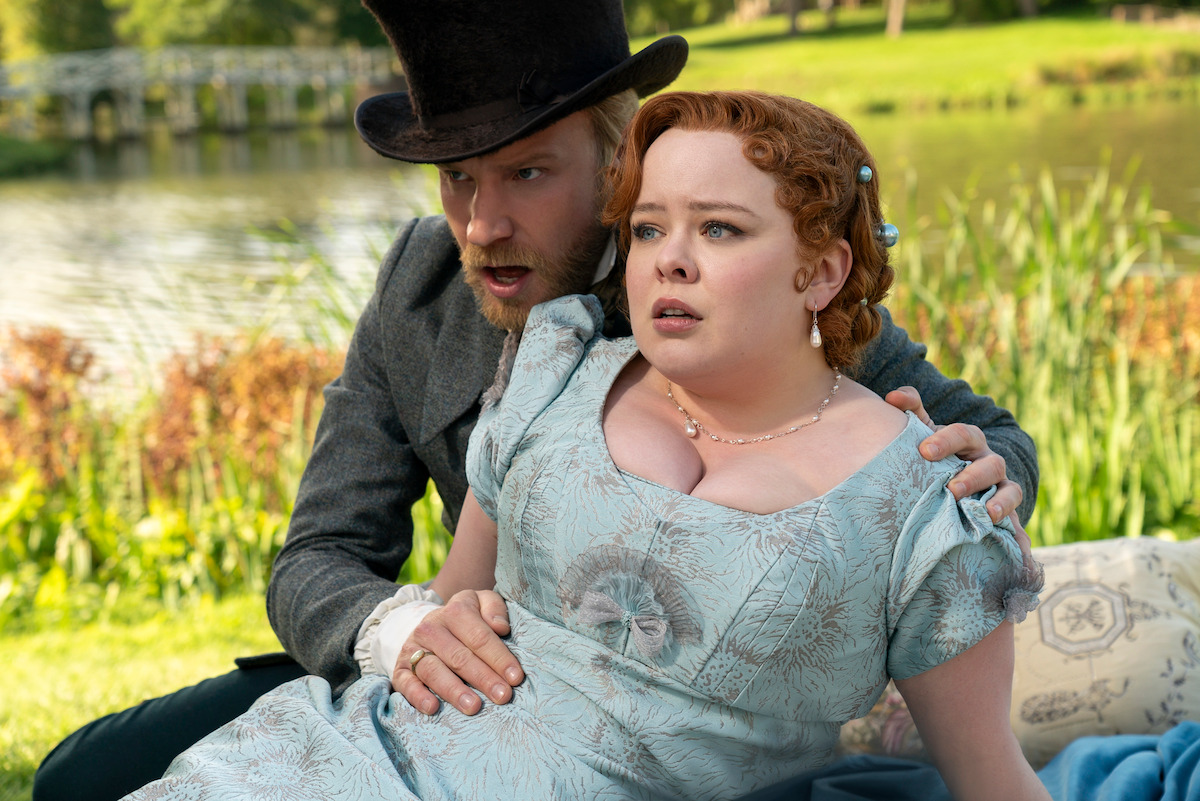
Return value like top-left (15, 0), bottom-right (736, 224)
top-left (32, 653), bottom-right (306, 801)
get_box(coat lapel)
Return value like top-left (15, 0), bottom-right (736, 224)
top-left (416, 277), bottom-right (505, 445)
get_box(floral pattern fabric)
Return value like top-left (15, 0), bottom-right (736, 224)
top-left (124, 295), bottom-right (1041, 801)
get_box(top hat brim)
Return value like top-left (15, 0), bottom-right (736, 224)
top-left (355, 35), bottom-right (688, 164)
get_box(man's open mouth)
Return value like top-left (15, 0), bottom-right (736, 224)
top-left (488, 266), bottom-right (529, 286)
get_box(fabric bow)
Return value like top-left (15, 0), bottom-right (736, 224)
top-left (577, 590), bottom-right (668, 658)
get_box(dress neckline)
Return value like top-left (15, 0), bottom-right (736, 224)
top-left (590, 336), bottom-right (929, 519)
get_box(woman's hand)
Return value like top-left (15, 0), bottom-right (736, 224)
top-left (393, 589), bottom-right (525, 716)
top-left (885, 386), bottom-right (1023, 524)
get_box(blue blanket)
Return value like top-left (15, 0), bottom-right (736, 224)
top-left (1040, 721), bottom-right (1200, 801)
top-left (740, 721), bottom-right (1200, 801)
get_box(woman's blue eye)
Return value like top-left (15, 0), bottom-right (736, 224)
top-left (706, 224), bottom-right (726, 238)
top-left (632, 225), bottom-right (659, 241)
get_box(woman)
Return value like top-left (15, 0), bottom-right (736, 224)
top-left (123, 91), bottom-right (1046, 801)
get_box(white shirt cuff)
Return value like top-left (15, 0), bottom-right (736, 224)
top-left (354, 583), bottom-right (443, 678)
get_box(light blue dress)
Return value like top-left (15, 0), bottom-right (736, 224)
top-left (125, 295), bottom-right (1041, 801)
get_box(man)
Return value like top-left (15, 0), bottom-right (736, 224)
top-left (34, 1), bottom-right (1036, 799)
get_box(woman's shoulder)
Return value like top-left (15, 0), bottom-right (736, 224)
top-left (811, 382), bottom-right (928, 484)
top-left (828, 381), bottom-right (912, 442)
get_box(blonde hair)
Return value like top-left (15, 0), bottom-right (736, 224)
top-left (585, 88), bottom-right (640, 331)
top-left (586, 88), bottom-right (639, 170)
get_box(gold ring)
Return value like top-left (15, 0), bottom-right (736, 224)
top-left (409, 649), bottom-right (428, 671)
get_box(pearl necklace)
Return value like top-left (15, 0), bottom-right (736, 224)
top-left (665, 369), bottom-right (842, 445)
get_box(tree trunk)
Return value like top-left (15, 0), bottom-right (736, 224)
top-left (787, 0), bottom-right (800, 35)
top-left (820, 0), bottom-right (836, 30)
top-left (885, 0), bottom-right (906, 38)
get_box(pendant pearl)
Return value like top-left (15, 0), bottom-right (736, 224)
top-left (810, 326), bottom-right (822, 348)
top-left (684, 421), bottom-right (698, 438)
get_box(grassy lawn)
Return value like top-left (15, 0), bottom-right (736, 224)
top-left (638, 6), bottom-right (1200, 114)
top-left (1, 595), bottom-right (280, 801)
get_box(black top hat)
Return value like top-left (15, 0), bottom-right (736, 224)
top-left (355, 0), bottom-right (688, 163)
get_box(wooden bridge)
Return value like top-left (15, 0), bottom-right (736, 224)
top-left (0, 45), bottom-right (398, 140)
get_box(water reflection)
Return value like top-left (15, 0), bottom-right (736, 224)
top-left (1, 104), bottom-right (1197, 387)
top-left (852, 101), bottom-right (1200, 267)
top-left (0, 127), bottom-right (438, 385)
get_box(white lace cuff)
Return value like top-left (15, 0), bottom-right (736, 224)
top-left (354, 582), bottom-right (443, 678)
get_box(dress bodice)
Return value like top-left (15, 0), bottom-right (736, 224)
top-left (462, 295), bottom-right (1041, 797)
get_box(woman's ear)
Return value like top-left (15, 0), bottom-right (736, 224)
top-left (806, 239), bottom-right (852, 310)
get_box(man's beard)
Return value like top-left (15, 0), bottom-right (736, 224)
top-left (460, 223), bottom-right (612, 331)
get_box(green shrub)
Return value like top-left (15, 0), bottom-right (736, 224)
top-left (0, 133), bottom-right (68, 177)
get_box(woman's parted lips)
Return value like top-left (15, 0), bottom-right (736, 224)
top-left (652, 298), bottom-right (701, 319)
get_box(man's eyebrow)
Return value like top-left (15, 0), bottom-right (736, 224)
top-left (437, 148), bottom-right (562, 173)
top-left (497, 149), bottom-right (562, 169)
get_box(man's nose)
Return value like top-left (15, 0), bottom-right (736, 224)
top-left (466, 184), bottom-right (514, 246)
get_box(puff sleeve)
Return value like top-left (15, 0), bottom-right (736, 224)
top-left (466, 294), bottom-right (605, 522)
top-left (886, 479), bottom-right (1044, 680)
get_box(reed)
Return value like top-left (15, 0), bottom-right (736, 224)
top-left (887, 162), bottom-right (1200, 546)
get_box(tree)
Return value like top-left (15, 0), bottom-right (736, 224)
top-left (951, 0), bottom-right (1038, 22)
top-left (623, 0), bottom-right (738, 36)
top-left (289, 0), bottom-right (389, 47)
top-left (107, 0), bottom-right (309, 48)
top-left (0, 0), bottom-right (115, 58)
top-left (317, 0), bottom-right (389, 46)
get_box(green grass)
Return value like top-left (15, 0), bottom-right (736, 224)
top-left (638, 6), bottom-right (1200, 114)
top-left (1, 594), bottom-right (280, 801)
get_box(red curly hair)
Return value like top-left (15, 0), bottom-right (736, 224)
top-left (602, 90), bottom-right (894, 369)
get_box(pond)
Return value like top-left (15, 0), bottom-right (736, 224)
top-left (1, 99), bottom-right (1197, 386)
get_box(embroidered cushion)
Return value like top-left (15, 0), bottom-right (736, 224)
top-left (837, 537), bottom-right (1200, 768)
top-left (1010, 537), bottom-right (1200, 767)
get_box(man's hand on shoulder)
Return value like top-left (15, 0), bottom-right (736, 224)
top-left (885, 386), bottom-right (1024, 524)
top-left (393, 589), bottom-right (525, 716)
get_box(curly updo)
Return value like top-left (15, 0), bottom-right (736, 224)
top-left (602, 90), bottom-right (894, 370)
